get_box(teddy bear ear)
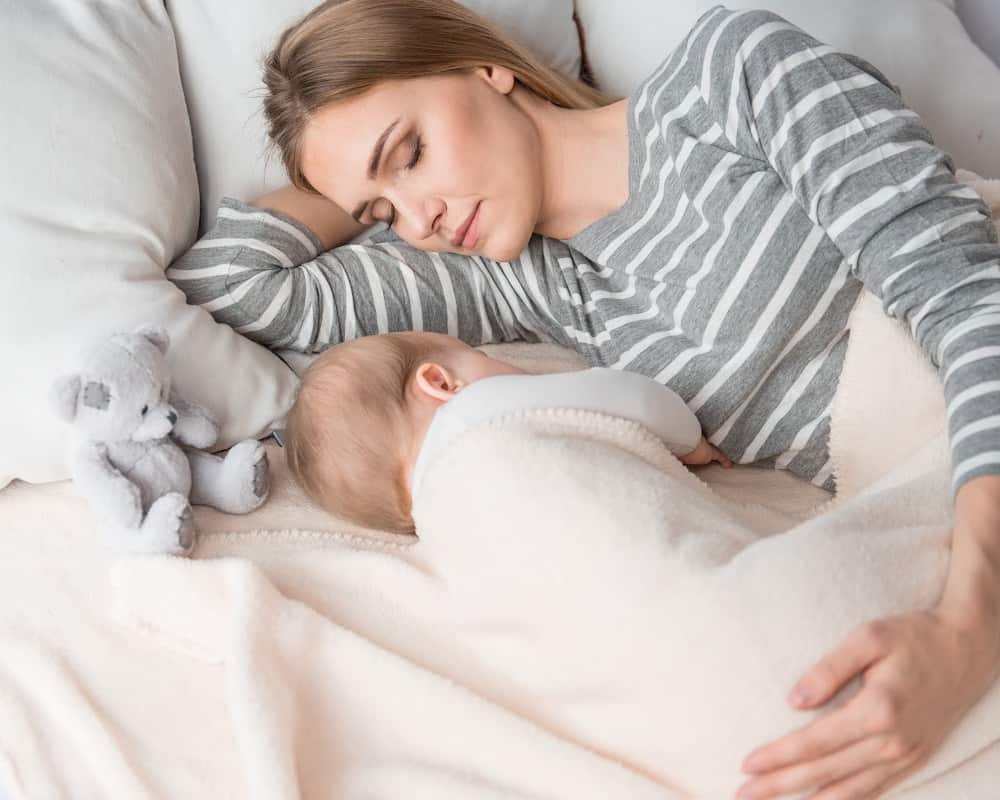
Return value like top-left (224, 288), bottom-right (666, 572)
top-left (134, 324), bottom-right (170, 355)
top-left (49, 374), bottom-right (82, 422)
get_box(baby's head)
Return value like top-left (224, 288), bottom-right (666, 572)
top-left (285, 332), bottom-right (526, 534)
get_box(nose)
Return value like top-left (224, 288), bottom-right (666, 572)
top-left (391, 191), bottom-right (444, 242)
top-left (167, 411), bottom-right (178, 425)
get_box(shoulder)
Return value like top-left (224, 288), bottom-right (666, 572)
top-left (639, 6), bottom-right (804, 95)
top-left (694, 6), bottom-right (818, 62)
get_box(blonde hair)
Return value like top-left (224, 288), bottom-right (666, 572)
top-left (285, 333), bottom-right (449, 534)
top-left (262, 0), bottom-right (619, 193)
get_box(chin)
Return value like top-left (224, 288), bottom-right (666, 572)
top-left (480, 227), bottom-right (534, 263)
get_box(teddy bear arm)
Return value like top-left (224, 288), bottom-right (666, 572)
top-left (168, 389), bottom-right (220, 449)
top-left (956, 169), bottom-right (1000, 220)
top-left (72, 442), bottom-right (143, 529)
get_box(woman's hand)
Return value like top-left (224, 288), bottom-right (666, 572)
top-left (250, 184), bottom-right (367, 251)
top-left (679, 437), bottom-right (733, 468)
top-left (735, 602), bottom-right (1000, 799)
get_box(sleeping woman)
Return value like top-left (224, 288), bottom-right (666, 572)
top-left (166, 1), bottom-right (1000, 797)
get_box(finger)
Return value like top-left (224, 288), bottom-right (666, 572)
top-left (736, 735), bottom-right (891, 799)
top-left (791, 625), bottom-right (886, 709)
top-left (709, 445), bottom-right (733, 467)
top-left (743, 699), bottom-right (870, 774)
top-left (810, 758), bottom-right (903, 800)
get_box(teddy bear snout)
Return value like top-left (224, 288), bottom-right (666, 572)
top-left (132, 401), bottom-right (178, 442)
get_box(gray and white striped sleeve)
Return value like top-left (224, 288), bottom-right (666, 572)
top-left (166, 197), bottom-right (572, 353)
top-left (701, 7), bottom-right (1000, 497)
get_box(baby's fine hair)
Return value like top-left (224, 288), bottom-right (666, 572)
top-left (285, 332), bottom-right (448, 533)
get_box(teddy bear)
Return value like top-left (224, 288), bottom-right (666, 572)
top-left (956, 168), bottom-right (1000, 222)
top-left (49, 324), bottom-right (270, 556)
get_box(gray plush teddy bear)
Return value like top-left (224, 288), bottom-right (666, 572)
top-left (49, 325), bottom-right (270, 556)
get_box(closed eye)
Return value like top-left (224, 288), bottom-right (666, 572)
top-left (383, 134), bottom-right (423, 228)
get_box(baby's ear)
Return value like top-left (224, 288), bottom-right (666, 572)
top-left (49, 374), bottom-right (82, 422)
top-left (414, 362), bottom-right (460, 402)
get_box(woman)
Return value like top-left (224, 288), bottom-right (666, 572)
top-left (167, 1), bottom-right (1000, 797)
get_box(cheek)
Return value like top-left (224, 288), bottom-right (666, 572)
top-left (434, 114), bottom-right (488, 193)
top-left (426, 90), bottom-right (541, 258)
top-left (443, 88), bottom-right (531, 195)
top-left (488, 119), bottom-right (543, 256)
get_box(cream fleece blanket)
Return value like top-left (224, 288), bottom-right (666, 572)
top-left (406, 294), bottom-right (1000, 799)
top-left (1, 295), bottom-right (998, 795)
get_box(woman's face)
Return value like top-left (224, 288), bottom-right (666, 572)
top-left (299, 66), bottom-right (543, 262)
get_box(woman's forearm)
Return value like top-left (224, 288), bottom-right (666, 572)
top-left (940, 474), bottom-right (1000, 659)
top-left (250, 184), bottom-right (368, 251)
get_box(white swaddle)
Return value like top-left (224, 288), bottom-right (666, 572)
top-left (412, 367), bottom-right (702, 500)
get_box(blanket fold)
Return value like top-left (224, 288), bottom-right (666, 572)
top-left (111, 557), bottom-right (682, 800)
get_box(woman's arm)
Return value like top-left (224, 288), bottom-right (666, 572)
top-left (249, 184), bottom-right (367, 251)
top-left (690, 10), bottom-right (1000, 799)
top-left (714, 7), bottom-right (1000, 642)
top-left (702, 8), bottom-right (1000, 633)
top-left (166, 196), bottom-right (567, 353)
top-left (704, 10), bottom-right (1000, 501)
top-left (946, 475), bottom-right (1000, 634)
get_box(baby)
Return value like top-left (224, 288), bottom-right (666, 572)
top-left (285, 332), bottom-right (732, 534)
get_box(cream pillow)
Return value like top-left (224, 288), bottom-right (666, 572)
top-left (0, 1), bottom-right (299, 487)
top-left (166, 0), bottom-right (583, 235)
top-left (575, 0), bottom-right (1000, 180)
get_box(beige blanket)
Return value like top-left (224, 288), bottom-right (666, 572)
top-left (0, 291), bottom-right (998, 799)
top-left (408, 291), bottom-right (1000, 799)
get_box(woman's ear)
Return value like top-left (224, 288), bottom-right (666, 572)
top-left (475, 64), bottom-right (516, 95)
top-left (413, 362), bottom-right (462, 403)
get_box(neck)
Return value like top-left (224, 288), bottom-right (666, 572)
top-left (512, 86), bottom-right (630, 240)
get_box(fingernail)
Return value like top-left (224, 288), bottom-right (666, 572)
top-left (736, 785), bottom-right (757, 800)
top-left (789, 687), bottom-right (810, 707)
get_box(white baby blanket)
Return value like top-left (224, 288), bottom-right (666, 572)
top-left (413, 366), bottom-right (702, 497)
top-left (409, 295), bottom-right (997, 799)
top-left (2, 289), bottom-right (999, 797)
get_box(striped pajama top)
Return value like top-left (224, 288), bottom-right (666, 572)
top-left (168, 5), bottom-right (1000, 497)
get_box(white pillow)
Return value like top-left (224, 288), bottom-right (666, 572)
top-left (166, 0), bottom-right (582, 235)
top-left (0, 1), bottom-right (300, 488)
top-left (959, 0), bottom-right (1000, 68)
top-left (575, 0), bottom-right (1000, 180)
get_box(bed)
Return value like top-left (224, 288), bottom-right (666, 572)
top-left (1, 1), bottom-right (998, 797)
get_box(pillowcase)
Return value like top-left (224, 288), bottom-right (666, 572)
top-left (165, 0), bottom-right (583, 235)
top-left (575, 0), bottom-right (1000, 180)
top-left (958, 0), bottom-right (1000, 69)
top-left (0, 1), bottom-right (299, 487)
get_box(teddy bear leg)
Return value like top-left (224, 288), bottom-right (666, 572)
top-left (187, 440), bottom-right (269, 515)
top-left (110, 492), bottom-right (195, 556)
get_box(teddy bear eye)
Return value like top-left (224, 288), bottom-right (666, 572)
top-left (141, 405), bottom-right (148, 416)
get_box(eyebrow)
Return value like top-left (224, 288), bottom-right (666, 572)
top-left (350, 117), bottom-right (401, 223)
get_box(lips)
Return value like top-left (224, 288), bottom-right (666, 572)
top-left (452, 201), bottom-right (481, 248)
